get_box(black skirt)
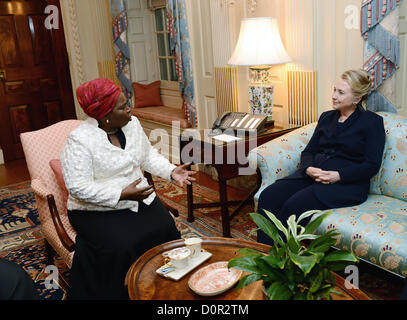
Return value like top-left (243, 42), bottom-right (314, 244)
top-left (67, 197), bottom-right (181, 300)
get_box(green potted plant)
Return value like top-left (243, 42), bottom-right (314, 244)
top-left (228, 210), bottom-right (359, 300)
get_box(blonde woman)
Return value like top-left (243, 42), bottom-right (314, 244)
top-left (257, 69), bottom-right (385, 245)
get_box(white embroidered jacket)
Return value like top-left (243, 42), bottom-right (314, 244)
top-left (60, 116), bottom-right (176, 212)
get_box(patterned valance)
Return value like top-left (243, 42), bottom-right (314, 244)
top-left (110, 0), bottom-right (133, 101)
top-left (361, 0), bottom-right (404, 113)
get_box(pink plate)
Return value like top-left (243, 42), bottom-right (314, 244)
top-left (188, 261), bottom-right (243, 296)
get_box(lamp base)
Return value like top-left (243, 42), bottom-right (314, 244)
top-left (248, 65), bottom-right (274, 117)
top-left (249, 84), bottom-right (274, 117)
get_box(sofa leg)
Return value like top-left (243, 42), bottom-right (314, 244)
top-left (44, 239), bottom-right (56, 267)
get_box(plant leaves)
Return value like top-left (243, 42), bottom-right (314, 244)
top-left (297, 210), bottom-right (322, 225)
top-left (288, 250), bottom-right (318, 275)
top-left (315, 287), bottom-right (334, 300)
top-left (237, 248), bottom-right (264, 258)
top-left (296, 234), bottom-right (319, 242)
top-left (228, 257), bottom-right (263, 274)
top-left (304, 211), bottom-right (332, 235)
top-left (309, 271), bottom-right (323, 293)
top-left (266, 282), bottom-right (293, 300)
top-left (253, 256), bottom-right (286, 282)
top-left (287, 236), bottom-right (301, 254)
top-left (249, 213), bottom-right (283, 245)
top-left (262, 210), bottom-right (289, 239)
top-left (310, 251), bottom-right (324, 264)
top-left (261, 254), bottom-right (287, 270)
top-left (293, 292), bottom-right (307, 300)
top-left (306, 291), bottom-right (314, 300)
top-left (323, 250), bottom-right (359, 263)
top-left (235, 274), bottom-right (263, 290)
top-left (307, 229), bottom-right (341, 253)
top-left (327, 262), bottom-right (355, 272)
top-left (287, 215), bottom-right (298, 237)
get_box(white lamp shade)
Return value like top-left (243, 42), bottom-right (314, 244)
top-left (228, 17), bottom-right (292, 66)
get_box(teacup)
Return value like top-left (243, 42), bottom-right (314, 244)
top-left (184, 237), bottom-right (203, 259)
top-left (165, 247), bottom-right (191, 269)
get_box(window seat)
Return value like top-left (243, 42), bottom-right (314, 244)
top-left (131, 106), bottom-right (191, 129)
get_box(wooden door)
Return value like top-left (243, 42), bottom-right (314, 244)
top-left (0, 0), bottom-right (76, 162)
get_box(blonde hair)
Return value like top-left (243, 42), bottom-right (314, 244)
top-left (341, 69), bottom-right (372, 109)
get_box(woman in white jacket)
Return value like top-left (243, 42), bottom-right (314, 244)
top-left (60, 78), bottom-right (195, 300)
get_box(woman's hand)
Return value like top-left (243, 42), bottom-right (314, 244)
top-left (305, 167), bottom-right (323, 180)
top-left (120, 178), bottom-right (155, 201)
top-left (171, 163), bottom-right (197, 187)
top-left (314, 170), bottom-right (341, 184)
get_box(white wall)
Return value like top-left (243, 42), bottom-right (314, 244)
top-left (261, 0), bottom-right (364, 117)
top-left (314, 0), bottom-right (364, 113)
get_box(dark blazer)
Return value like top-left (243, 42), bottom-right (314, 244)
top-left (281, 105), bottom-right (385, 208)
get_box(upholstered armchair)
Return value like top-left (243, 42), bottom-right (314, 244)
top-left (21, 120), bottom-right (81, 269)
top-left (20, 120), bottom-right (180, 273)
top-left (248, 112), bottom-right (407, 278)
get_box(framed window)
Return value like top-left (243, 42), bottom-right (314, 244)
top-left (154, 7), bottom-right (178, 82)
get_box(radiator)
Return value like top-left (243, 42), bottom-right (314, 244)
top-left (287, 70), bottom-right (318, 126)
top-left (214, 66), bottom-right (239, 115)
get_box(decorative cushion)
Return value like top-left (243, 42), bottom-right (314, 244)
top-left (132, 81), bottom-right (163, 108)
top-left (315, 194), bottom-right (407, 277)
top-left (131, 105), bottom-right (191, 129)
top-left (377, 112), bottom-right (407, 202)
top-left (49, 159), bottom-right (69, 213)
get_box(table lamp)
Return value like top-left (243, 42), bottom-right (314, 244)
top-left (228, 17), bottom-right (292, 120)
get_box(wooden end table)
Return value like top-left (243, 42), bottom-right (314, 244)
top-left (126, 237), bottom-right (371, 300)
top-left (179, 123), bottom-right (299, 238)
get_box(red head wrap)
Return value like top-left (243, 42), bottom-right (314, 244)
top-left (76, 78), bottom-right (122, 119)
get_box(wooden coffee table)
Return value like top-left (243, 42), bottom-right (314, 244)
top-left (126, 237), bottom-right (371, 300)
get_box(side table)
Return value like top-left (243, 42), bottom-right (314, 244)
top-left (126, 237), bottom-right (371, 300)
top-left (179, 123), bottom-right (299, 237)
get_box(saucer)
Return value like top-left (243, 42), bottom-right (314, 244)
top-left (188, 261), bottom-right (242, 296)
top-left (156, 249), bottom-right (212, 281)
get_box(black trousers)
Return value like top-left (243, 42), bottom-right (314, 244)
top-left (0, 258), bottom-right (40, 300)
top-left (257, 178), bottom-right (330, 245)
top-left (67, 197), bottom-right (181, 300)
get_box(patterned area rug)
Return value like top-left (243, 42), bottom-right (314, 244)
top-left (153, 177), bottom-right (257, 240)
top-left (0, 179), bottom-right (404, 300)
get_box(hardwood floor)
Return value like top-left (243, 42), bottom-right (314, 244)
top-left (0, 159), bottom-right (250, 200)
top-left (0, 159), bottom-right (31, 188)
